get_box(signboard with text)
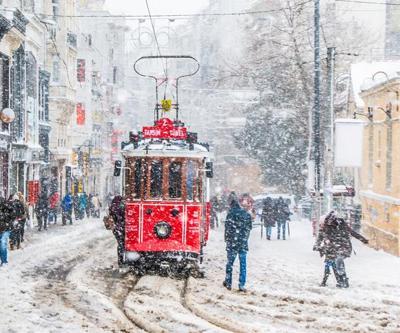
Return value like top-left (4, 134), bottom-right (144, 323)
top-left (142, 118), bottom-right (187, 140)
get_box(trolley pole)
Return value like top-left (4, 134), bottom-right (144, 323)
top-left (312, 0), bottom-right (322, 233)
top-left (326, 47), bottom-right (336, 211)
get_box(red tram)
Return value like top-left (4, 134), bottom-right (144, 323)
top-left (114, 56), bottom-right (213, 276)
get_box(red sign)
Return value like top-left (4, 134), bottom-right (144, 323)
top-left (143, 118), bottom-right (187, 140)
top-left (28, 180), bottom-right (40, 205)
top-left (77, 103), bottom-right (85, 125)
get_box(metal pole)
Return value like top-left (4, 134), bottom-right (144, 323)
top-left (313, 0), bottom-right (322, 230)
top-left (326, 47), bottom-right (335, 211)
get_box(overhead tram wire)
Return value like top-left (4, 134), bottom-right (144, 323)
top-left (335, 0), bottom-right (400, 5)
top-left (144, 0), bottom-right (169, 102)
top-left (18, 0), bottom-right (314, 20)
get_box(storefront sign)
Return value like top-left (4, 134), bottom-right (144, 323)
top-left (28, 180), bottom-right (40, 205)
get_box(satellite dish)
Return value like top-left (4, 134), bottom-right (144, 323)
top-left (1, 108), bottom-right (15, 124)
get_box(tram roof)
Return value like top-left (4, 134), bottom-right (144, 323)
top-left (122, 140), bottom-right (213, 159)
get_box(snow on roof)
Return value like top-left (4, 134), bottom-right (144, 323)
top-left (351, 61), bottom-right (400, 108)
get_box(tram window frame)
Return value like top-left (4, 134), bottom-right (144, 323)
top-left (149, 159), bottom-right (164, 199)
top-left (168, 160), bottom-right (183, 199)
top-left (186, 159), bottom-right (202, 202)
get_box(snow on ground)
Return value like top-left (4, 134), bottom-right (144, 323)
top-left (1, 216), bottom-right (399, 333)
top-left (188, 219), bottom-right (400, 333)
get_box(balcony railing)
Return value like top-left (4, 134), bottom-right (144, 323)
top-left (67, 32), bottom-right (77, 49)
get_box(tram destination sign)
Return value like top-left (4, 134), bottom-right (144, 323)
top-left (143, 118), bottom-right (187, 140)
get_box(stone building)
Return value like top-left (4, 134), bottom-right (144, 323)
top-left (359, 75), bottom-right (400, 256)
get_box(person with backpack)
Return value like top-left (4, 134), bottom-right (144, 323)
top-left (61, 193), bottom-right (73, 225)
top-left (313, 211), bottom-right (369, 288)
top-left (223, 198), bottom-right (252, 292)
top-left (261, 197), bottom-right (276, 240)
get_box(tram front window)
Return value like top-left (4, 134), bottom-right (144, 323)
top-left (169, 161), bottom-right (182, 198)
top-left (186, 160), bottom-right (196, 201)
top-left (133, 159), bottom-right (142, 199)
top-left (150, 160), bottom-right (163, 198)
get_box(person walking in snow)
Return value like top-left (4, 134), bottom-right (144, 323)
top-left (79, 192), bottom-right (88, 220)
top-left (9, 194), bottom-right (27, 250)
top-left (48, 191), bottom-right (60, 225)
top-left (61, 193), bottom-right (73, 225)
top-left (0, 197), bottom-right (15, 266)
top-left (313, 211), bottom-right (369, 288)
top-left (261, 197), bottom-right (276, 240)
top-left (223, 198), bottom-right (252, 292)
top-left (35, 191), bottom-right (49, 231)
top-left (107, 195), bottom-right (125, 267)
top-left (275, 197), bottom-right (291, 240)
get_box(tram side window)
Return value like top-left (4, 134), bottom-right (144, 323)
top-left (186, 160), bottom-right (196, 201)
top-left (150, 160), bottom-right (163, 198)
top-left (169, 161), bottom-right (182, 198)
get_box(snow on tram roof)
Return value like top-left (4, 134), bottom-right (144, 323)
top-left (122, 139), bottom-right (212, 158)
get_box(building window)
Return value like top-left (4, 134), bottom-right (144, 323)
top-left (77, 59), bottom-right (85, 82)
top-left (368, 124), bottom-right (373, 186)
top-left (386, 121), bottom-right (392, 190)
top-left (52, 56), bottom-right (60, 83)
top-left (52, 0), bottom-right (59, 20)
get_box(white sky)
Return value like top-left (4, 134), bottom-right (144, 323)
top-left (104, 0), bottom-right (210, 16)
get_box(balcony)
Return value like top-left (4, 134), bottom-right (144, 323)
top-left (67, 32), bottom-right (77, 49)
top-left (12, 10), bottom-right (28, 34)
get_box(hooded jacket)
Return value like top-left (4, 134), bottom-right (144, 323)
top-left (224, 201), bottom-right (252, 252)
top-left (315, 214), bottom-right (368, 259)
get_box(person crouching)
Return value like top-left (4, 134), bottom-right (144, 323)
top-left (313, 211), bottom-right (368, 288)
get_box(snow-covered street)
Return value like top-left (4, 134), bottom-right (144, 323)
top-left (1, 218), bottom-right (399, 333)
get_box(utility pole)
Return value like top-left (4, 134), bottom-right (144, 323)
top-left (326, 47), bottom-right (336, 211)
top-left (312, 0), bottom-right (322, 232)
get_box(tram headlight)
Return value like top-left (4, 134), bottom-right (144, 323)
top-left (154, 222), bottom-right (172, 239)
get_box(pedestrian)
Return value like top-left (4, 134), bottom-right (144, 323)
top-left (275, 197), bottom-right (291, 240)
top-left (0, 197), bottom-right (15, 266)
top-left (223, 198), bottom-right (252, 292)
top-left (61, 192), bottom-right (73, 225)
top-left (35, 191), bottom-right (49, 231)
top-left (313, 211), bottom-right (369, 288)
top-left (73, 193), bottom-right (80, 220)
top-left (210, 196), bottom-right (220, 229)
top-left (16, 192), bottom-right (29, 243)
top-left (107, 195), bottom-right (125, 267)
top-left (48, 191), bottom-right (60, 225)
top-left (261, 197), bottom-right (276, 240)
top-left (88, 193), bottom-right (93, 217)
top-left (106, 192), bottom-right (113, 208)
top-left (91, 194), bottom-right (101, 218)
top-left (9, 194), bottom-right (26, 250)
top-left (81, 192), bottom-right (89, 218)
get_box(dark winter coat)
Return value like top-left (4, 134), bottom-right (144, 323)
top-left (275, 199), bottom-right (291, 224)
top-left (35, 193), bottom-right (49, 217)
top-left (261, 198), bottom-right (276, 227)
top-left (224, 201), bottom-right (252, 252)
top-left (109, 195), bottom-right (125, 237)
top-left (314, 217), bottom-right (368, 260)
top-left (0, 198), bottom-right (14, 233)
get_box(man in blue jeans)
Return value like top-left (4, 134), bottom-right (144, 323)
top-left (223, 198), bottom-right (252, 292)
top-left (0, 197), bottom-right (15, 266)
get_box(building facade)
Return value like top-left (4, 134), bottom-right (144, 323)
top-left (359, 78), bottom-right (400, 256)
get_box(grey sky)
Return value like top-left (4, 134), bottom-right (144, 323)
top-left (104, 0), bottom-right (210, 15)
